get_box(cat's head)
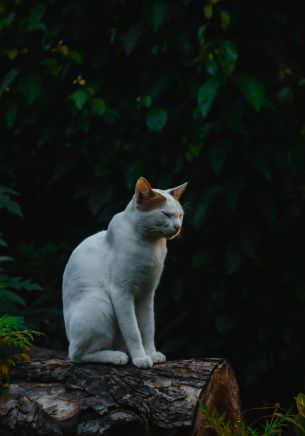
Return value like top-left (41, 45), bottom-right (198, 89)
top-left (133, 177), bottom-right (188, 240)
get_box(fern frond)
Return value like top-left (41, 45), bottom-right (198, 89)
top-left (0, 315), bottom-right (26, 334)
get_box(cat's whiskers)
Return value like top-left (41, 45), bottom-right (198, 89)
top-left (181, 201), bottom-right (192, 212)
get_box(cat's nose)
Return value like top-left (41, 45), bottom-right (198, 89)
top-left (174, 224), bottom-right (181, 231)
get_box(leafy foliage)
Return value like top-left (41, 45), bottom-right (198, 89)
top-left (1, 0), bottom-right (305, 405)
top-left (0, 189), bottom-right (42, 315)
top-left (0, 315), bottom-right (40, 390)
top-left (200, 396), bottom-right (305, 435)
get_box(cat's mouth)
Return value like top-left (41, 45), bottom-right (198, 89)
top-left (167, 229), bottom-right (181, 240)
top-left (148, 228), bottom-right (180, 240)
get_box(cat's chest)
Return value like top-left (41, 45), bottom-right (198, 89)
top-left (128, 244), bottom-right (166, 294)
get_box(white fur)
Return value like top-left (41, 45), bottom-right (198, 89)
top-left (62, 183), bottom-right (185, 368)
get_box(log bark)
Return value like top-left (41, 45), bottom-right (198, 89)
top-left (0, 349), bottom-right (240, 435)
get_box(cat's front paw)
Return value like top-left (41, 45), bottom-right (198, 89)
top-left (150, 351), bottom-right (166, 364)
top-left (132, 355), bottom-right (153, 368)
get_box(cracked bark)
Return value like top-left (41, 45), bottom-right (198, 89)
top-left (0, 348), bottom-right (241, 435)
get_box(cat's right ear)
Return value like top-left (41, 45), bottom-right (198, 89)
top-left (135, 177), bottom-right (154, 202)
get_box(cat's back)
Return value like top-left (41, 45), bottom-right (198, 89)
top-left (63, 230), bottom-right (109, 287)
top-left (69, 230), bottom-right (107, 261)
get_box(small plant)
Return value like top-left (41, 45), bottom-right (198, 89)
top-left (200, 394), bottom-right (305, 435)
top-left (0, 315), bottom-right (41, 391)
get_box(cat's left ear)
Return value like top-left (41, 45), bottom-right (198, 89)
top-left (168, 182), bottom-right (188, 201)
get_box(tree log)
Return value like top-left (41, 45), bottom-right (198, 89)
top-left (0, 350), bottom-right (241, 435)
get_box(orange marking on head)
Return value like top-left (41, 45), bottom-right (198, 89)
top-left (135, 177), bottom-right (166, 211)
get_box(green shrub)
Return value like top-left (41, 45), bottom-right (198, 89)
top-left (0, 315), bottom-right (40, 391)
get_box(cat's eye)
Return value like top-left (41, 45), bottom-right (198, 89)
top-left (162, 211), bottom-right (171, 218)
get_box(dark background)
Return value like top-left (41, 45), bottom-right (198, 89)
top-left (1, 0), bottom-right (305, 409)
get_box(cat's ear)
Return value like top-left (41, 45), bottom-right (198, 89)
top-left (169, 182), bottom-right (188, 201)
top-left (135, 177), bottom-right (154, 200)
top-left (135, 177), bottom-right (166, 210)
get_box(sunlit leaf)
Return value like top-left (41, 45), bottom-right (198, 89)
top-left (296, 393), bottom-right (305, 417)
top-left (204, 4), bottom-right (213, 19)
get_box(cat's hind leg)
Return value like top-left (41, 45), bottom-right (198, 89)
top-left (69, 337), bottom-right (129, 365)
top-left (67, 297), bottom-right (129, 365)
top-left (81, 350), bottom-right (129, 365)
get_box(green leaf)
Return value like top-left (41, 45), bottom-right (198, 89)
top-left (90, 98), bottom-right (106, 116)
top-left (193, 187), bottom-right (221, 229)
top-left (146, 107), bottom-right (167, 132)
top-left (276, 87), bottom-right (294, 105)
top-left (186, 142), bottom-right (203, 162)
top-left (0, 315), bottom-right (26, 334)
top-left (122, 22), bottom-right (143, 55)
top-left (247, 151), bottom-right (271, 180)
top-left (0, 234), bottom-right (7, 247)
top-left (206, 58), bottom-right (218, 76)
top-left (237, 75), bottom-right (266, 111)
top-left (238, 230), bottom-right (257, 259)
top-left (197, 77), bottom-right (223, 117)
top-left (208, 141), bottom-right (230, 175)
top-left (138, 95), bottom-right (152, 108)
top-left (0, 12), bottom-right (15, 31)
top-left (223, 179), bottom-right (244, 209)
top-left (222, 101), bottom-right (242, 130)
top-left (219, 41), bottom-right (238, 75)
top-left (204, 4), bottom-right (213, 19)
top-left (0, 187), bottom-right (22, 216)
top-left (5, 277), bottom-right (42, 291)
top-left (19, 72), bottom-right (42, 105)
top-left (70, 89), bottom-right (89, 110)
top-left (41, 58), bottom-right (62, 77)
top-left (126, 161), bottom-right (144, 189)
top-left (144, 1), bottom-right (168, 31)
top-left (1, 68), bottom-right (19, 95)
top-left (6, 105), bottom-right (17, 129)
top-left (26, 4), bottom-right (47, 32)
top-left (220, 9), bottom-right (230, 31)
top-left (0, 289), bottom-right (26, 307)
top-left (225, 243), bottom-right (244, 274)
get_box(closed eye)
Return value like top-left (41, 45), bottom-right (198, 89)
top-left (162, 211), bottom-right (172, 218)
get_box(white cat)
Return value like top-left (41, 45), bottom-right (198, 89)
top-left (62, 177), bottom-right (187, 368)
